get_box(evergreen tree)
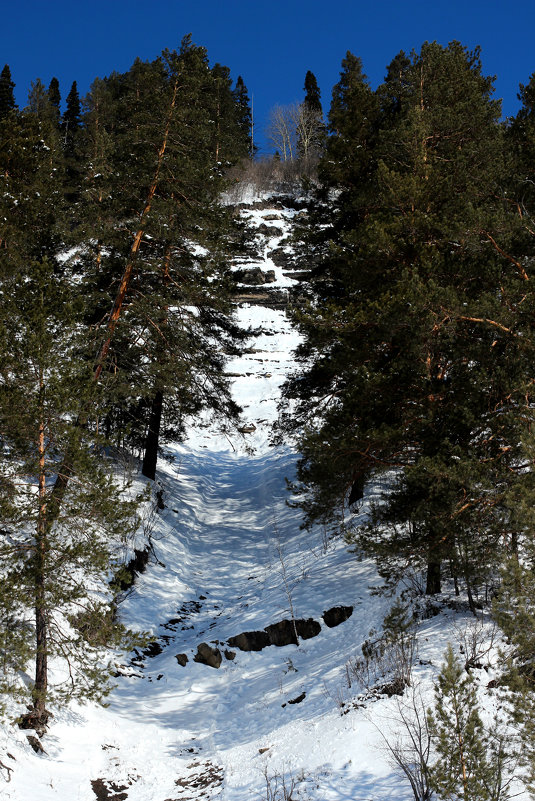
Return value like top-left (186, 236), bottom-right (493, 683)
top-left (232, 74), bottom-right (254, 157)
top-left (0, 64), bottom-right (15, 118)
top-left (429, 644), bottom-right (512, 801)
top-left (296, 70), bottom-right (324, 164)
top-left (63, 79), bottom-right (81, 137)
top-left (282, 42), bottom-right (535, 598)
top-left (47, 76), bottom-right (61, 124)
top-left (27, 78), bottom-right (49, 117)
top-left (493, 550), bottom-right (535, 794)
top-left (0, 103), bottom-right (144, 729)
top-left (304, 69), bottom-right (322, 114)
top-left (73, 39), bottom-right (243, 480)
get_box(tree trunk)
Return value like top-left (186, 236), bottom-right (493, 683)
top-left (425, 551), bottom-right (441, 595)
top-left (142, 390), bottom-right (164, 480)
top-left (33, 404), bottom-right (49, 725)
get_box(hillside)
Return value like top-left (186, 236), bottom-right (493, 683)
top-left (0, 190), bottom-right (516, 801)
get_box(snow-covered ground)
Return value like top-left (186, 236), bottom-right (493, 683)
top-left (1, 190), bottom-right (519, 801)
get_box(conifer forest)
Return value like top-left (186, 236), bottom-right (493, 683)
top-left (1, 33), bottom-right (535, 801)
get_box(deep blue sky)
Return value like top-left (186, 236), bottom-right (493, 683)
top-left (2, 0), bottom-right (534, 155)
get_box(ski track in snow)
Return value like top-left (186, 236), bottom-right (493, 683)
top-left (3, 190), bottom-right (519, 801)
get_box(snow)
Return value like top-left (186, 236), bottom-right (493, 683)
top-left (1, 192), bottom-right (525, 801)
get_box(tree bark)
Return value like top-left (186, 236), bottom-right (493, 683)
top-left (425, 550), bottom-right (441, 595)
top-left (141, 390), bottom-right (164, 481)
top-left (33, 395), bottom-right (48, 724)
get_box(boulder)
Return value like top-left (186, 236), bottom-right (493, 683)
top-left (193, 643), bottom-right (222, 669)
top-left (256, 223), bottom-right (283, 237)
top-left (175, 653), bottom-right (188, 667)
top-left (238, 423), bottom-right (257, 434)
top-left (295, 618), bottom-right (322, 640)
top-left (322, 606), bottom-right (354, 628)
top-left (265, 619), bottom-right (298, 647)
top-left (234, 266), bottom-right (269, 285)
top-left (227, 630), bottom-right (270, 651)
top-left (288, 692), bottom-right (306, 705)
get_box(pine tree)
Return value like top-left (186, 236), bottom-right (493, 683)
top-left (0, 91), bottom-right (143, 730)
top-left (73, 39), bottom-right (243, 480)
top-left (63, 80), bottom-right (81, 139)
top-left (0, 64), bottom-right (15, 118)
top-left (27, 78), bottom-right (49, 116)
top-left (47, 76), bottom-right (61, 124)
top-left (429, 644), bottom-right (511, 801)
top-left (493, 551), bottom-right (535, 794)
top-left (282, 42), bottom-right (535, 598)
top-left (304, 69), bottom-right (322, 114)
top-left (232, 75), bottom-right (254, 157)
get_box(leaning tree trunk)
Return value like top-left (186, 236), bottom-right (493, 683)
top-left (142, 389), bottom-right (164, 481)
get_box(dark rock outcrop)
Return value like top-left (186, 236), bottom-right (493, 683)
top-left (265, 619), bottom-right (299, 647)
top-left (143, 640), bottom-right (163, 658)
top-left (227, 630), bottom-right (270, 651)
top-left (256, 223), bottom-right (283, 237)
top-left (228, 618), bottom-right (322, 652)
top-left (193, 643), bottom-right (222, 669)
top-left (91, 778), bottom-right (128, 801)
top-left (295, 618), bottom-right (322, 640)
top-left (322, 606), bottom-right (354, 628)
top-left (288, 692), bottom-right (306, 705)
top-left (234, 266), bottom-right (276, 285)
top-left (175, 653), bottom-right (188, 667)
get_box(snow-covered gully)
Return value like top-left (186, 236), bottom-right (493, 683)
top-left (3, 195), bottom-right (507, 801)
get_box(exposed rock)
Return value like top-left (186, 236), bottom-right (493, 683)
top-left (171, 761), bottom-right (223, 796)
top-left (322, 606), bottom-right (354, 628)
top-left (193, 643), bottom-right (222, 669)
top-left (265, 619), bottom-right (298, 647)
top-left (224, 650), bottom-right (236, 661)
top-left (256, 223), bottom-right (283, 237)
top-left (270, 247), bottom-right (297, 269)
top-left (295, 618), bottom-right (322, 640)
top-left (265, 618), bottom-right (321, 646)
top-left (175, 653), bottom-right (189, 667)
top-left (227, 630), bottom-right (270, 651)
top-left (238, 423), bottom-right (257, 434)
top-left (263, 213), bottom-right (282, 221)
top-left (288, 692), bottom-right (306, 705)
top-left (91, 778), bottom-right (129, 801)
top-left (234, 266), bottom-right (275, 285)
top-left (143, 640), bottom-right (163, 658)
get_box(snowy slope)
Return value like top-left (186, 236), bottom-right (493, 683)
top-left (1, 188), bottom-right (521, 801)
